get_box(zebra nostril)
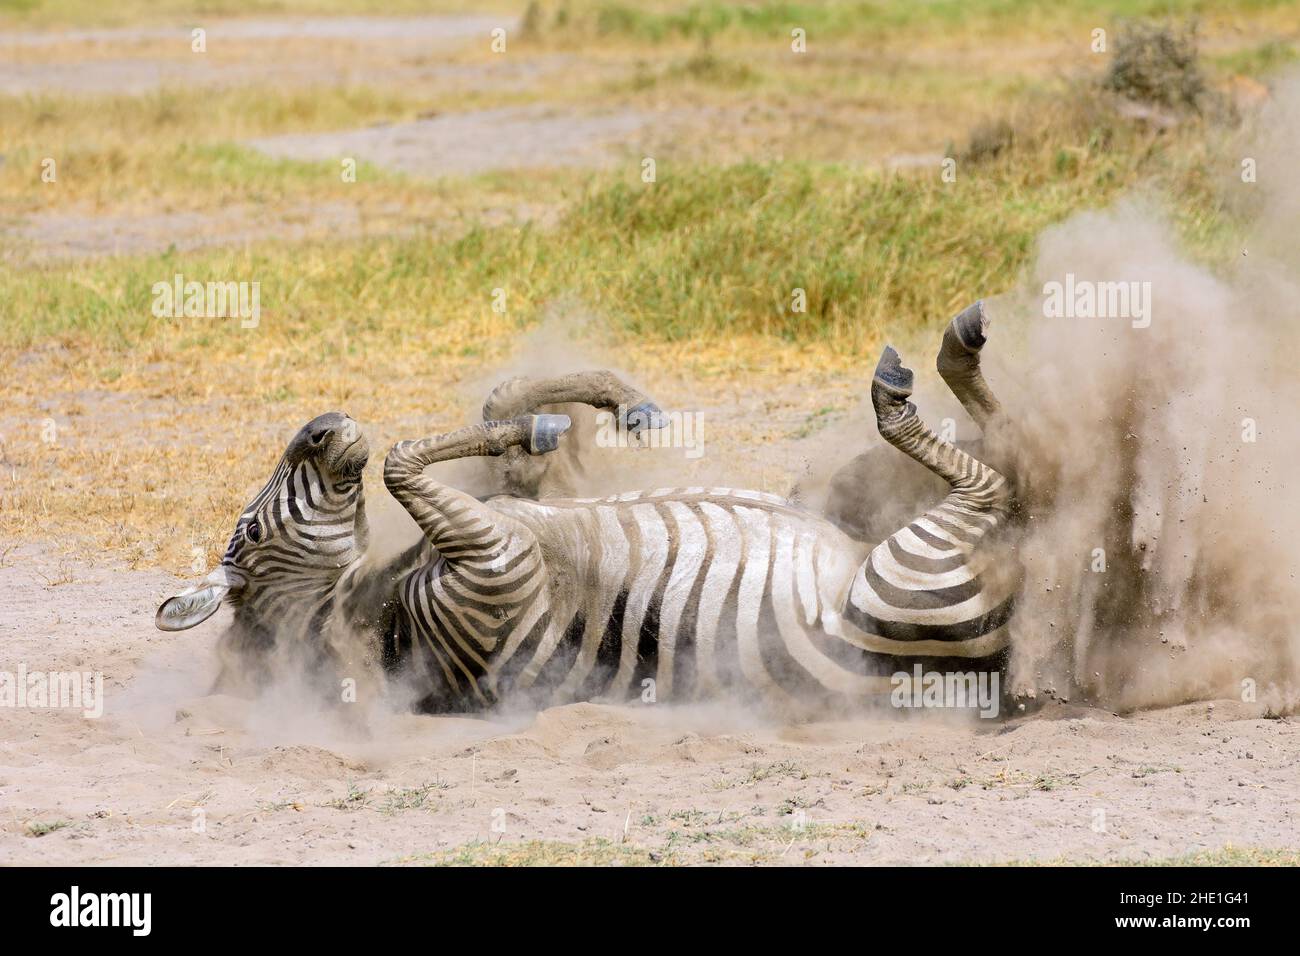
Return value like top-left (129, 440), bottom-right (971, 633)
top-left (311, 428), bottom-right (333, 446)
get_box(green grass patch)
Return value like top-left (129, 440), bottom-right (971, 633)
top-left (0, 99), bottom-right (1239, 360)
top-left (521, 0), bottom-right (1300, 47)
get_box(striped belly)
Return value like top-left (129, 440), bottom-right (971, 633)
top-left (488, 488), bottom-right (895, 705)
top-left (843, 499), bottom-right (1015, 660)
top-left (397, 488), bottom-right (1018, 711)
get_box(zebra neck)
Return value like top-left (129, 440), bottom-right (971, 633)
top-left (234, 568), bottom-right (351, 641)
top-left (334, 541), bottom-right (432, 631)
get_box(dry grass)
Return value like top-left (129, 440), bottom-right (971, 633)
top-left (0, 319), bottom-right (861, 576)
top-left (999, 846), bottom-right (1300, 866)
top-left (7, 1), bottom-right (1291, 215)
top-left (0, 0), bottom-right (517, 29)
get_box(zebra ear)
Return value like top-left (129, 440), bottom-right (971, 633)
top-left (155, 568), bottom-right (242, 632)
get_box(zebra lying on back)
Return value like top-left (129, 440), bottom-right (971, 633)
top-left (157, 304), bottom-right (1020, 710)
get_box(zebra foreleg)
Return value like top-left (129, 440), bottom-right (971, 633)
top-left (482, 370), bottom-right (667, 433)
top-left (384, 415), bottom-right (571, 535)
top-left (382, 417), bottom-right (565, 710)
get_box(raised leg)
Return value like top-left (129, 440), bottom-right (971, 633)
top-left (482, 370), bottom-right (666, 431)
top-left (936, 300), bottom-right (1003, 433)
top-left (383, 416), bottom-right (568, 708)
top-left (873, 346), bottom-right (1010, 515)
top-left (800, 302), bottom-right (1008, 542)
top-left (481, 370), bottom-right (667, 499)
top-left (842, 347), bottom-right (1017, 662)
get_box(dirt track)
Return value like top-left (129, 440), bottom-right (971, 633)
top-left (2, 544), bottom-right (1295, 866)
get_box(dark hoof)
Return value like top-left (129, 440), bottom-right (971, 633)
top-left (872, 346), bottom-right (914, 397)
top-left (950, 300), bottom-right (989, 351)
top-left (620, 401), bottom-right (669, 435)
top-left (524, 414), bottom-right (571, 455)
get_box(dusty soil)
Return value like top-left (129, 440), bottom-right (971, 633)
top-left (1, 540), bottom-right (1295, 866)
top-left (0, 198), bottom-right (558, 263)
top-left (248, 104), bottom-right (698, 179)
top-left (3, 202), bottom-right (385, 262)
top-left (0, 16), bottom-right (517, 94)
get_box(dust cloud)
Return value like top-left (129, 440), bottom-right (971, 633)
top-left (981, 76), bottom-right (1300, 711)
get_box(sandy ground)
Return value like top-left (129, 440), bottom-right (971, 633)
top-left (4, 202), bottom-right (384, 261)
top-left (0, 198), bottom-right (560, 262)
top-left (2, 539), bottom-right (1296, 867)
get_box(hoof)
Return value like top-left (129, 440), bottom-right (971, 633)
top-left (620, 400), bottom-right (669, 435)
top-left (872, 346), bottom-right (914, 397)
top-left (950, 300), bottom-right (989, 352)
top-left (524, 414), bottom-right (571, 455)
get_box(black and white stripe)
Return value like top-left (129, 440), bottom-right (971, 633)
top-left (160, 310), bottom-right (1021, 708)
top-left (379, 311), bottom-right (1019, 709)
top-left (386, 476), bottom-right (1011, 709)
top-left (155, 412), bottom-right (372, 689)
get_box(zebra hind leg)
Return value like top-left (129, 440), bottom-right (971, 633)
top-left (936, 300), bottom-right (1003, 433)
top-left (872, 345), bottom-right (1010, 512)
top-left (481, 371), bottom-right (669, 498)
top-left (847, 345), bottom-right (1017, 679)
top-left (871, 345), bottom-right (917, 432)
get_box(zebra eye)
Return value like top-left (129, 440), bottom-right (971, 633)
top-left (244, 520), bottom-right (263, 544)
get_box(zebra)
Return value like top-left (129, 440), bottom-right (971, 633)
top-left (156, 304), bottom-right (1019, 710)
top-left (154, 372), bottom-right (669, 694)
top-left (153, 411), bottom-right (375, 691)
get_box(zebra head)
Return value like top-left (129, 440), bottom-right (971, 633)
top-left (156, 411), bottom-right (371, 633)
